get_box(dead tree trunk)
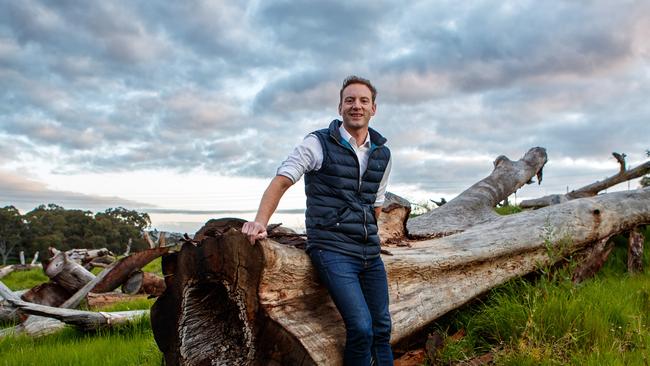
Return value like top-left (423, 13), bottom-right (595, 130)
top-left (520, 153), bottom-right (650, 209)
top-left (407, 147), bottom-right (548, 237)
top-left (151, 186), bottom-right (650, 365)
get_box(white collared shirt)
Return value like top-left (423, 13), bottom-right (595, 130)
top-left (277, 125), bottom-right (392, 207)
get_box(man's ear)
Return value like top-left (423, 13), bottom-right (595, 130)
top-left (338, 103), bottom-right (343, 116)
top-left (371, 103), bottom-right (377, 116)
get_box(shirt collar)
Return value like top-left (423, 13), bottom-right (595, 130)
top-left (339, 124), bottom-right (370, 148)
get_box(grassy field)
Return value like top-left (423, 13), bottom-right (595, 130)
top-left (0, 318), bottom-right (160, 366)
top-left (1, 258), bottom-right (163, 365)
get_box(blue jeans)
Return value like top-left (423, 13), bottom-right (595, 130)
top-left (309, 248), bottom-right (393, 366)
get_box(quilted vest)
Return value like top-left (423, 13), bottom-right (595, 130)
top-left (304, 120), bottom-right (391, 259)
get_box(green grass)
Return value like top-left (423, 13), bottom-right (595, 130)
top-left (91, 297), bottom-right (155, 312)
top-left (434, 226), bottom-right (650, 365)
top-left (0, 317), bottom-right (161, 366)
top-left (494, 205), bottom-right (523, 215)
top-left (141, 257), bottom-right (163, 276)
top-left (1, 267), bottom-right (49, 290)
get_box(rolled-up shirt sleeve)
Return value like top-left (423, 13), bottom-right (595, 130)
top-left (276, 134), bottom-right (323, 183)
top-left (374, 155), bottom-right (392, 207)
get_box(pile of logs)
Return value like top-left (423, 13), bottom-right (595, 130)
top-left (149, 148), bottom-right (649, 366)
top-left (0, 233), bottom-right (171, 338)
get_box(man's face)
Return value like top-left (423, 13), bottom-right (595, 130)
top-left (338, 83), bottom-right (376, 130)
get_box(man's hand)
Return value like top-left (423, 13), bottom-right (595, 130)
top-left (243, 175), bottom-right (293, 245)
top-left (241, 221), bottom-right (268, 244)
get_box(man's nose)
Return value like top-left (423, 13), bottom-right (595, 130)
top-left (351, 100), bottom-right (362, 109)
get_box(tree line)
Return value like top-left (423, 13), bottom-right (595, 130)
top-left (0, 204), bottom-right (151, 265)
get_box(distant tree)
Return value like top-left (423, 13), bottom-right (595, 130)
top-left (22, 205), bottom-right (151, 254)
top-left (0, 206), bottom-right (25, 265)
top-left (95, 207), bottom-right (151, 252)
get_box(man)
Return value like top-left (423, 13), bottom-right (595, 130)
top-left (242, 76), bottom-right (393, 365)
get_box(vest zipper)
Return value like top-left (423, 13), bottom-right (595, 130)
top-left (363, 206), bottom-right (368, 242)
top-left (332, 134), bottom-right (383, 246)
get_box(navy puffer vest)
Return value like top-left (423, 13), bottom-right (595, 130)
top-left (304, 120), bottom-right (391, 259)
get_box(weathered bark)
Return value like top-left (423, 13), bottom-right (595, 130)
top-left (378, 192), bottom-right (411, 245)
top-left (521, 154), bottom-right (650, 209)
top-left (21, 282), bottom-right (71, 307)
top-left (407, 147), bottom-right (548, 237)
top-left (628, 227), bottom-right (645, 273)
top-left (572, 237), bottom-right (615, 284)
top-left (151, 188), bottom-right (650, 365)
top-left (0, 281), bottom-right (64, 338)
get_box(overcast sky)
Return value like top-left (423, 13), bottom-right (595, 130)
top-left (1, 1), bottom-right (648, 232)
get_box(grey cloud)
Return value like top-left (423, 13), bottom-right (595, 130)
top-left (0, 169), bottom-right (154, 212)
top-left (0, 0), bottom-right (648, 202)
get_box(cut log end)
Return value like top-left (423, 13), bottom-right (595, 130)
top-left (178, 279), bottom-right (255, 365)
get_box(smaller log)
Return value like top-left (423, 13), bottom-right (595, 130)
top-left (122, 271), bottom-right (144, 295)
top-left (19, 251), bottom-right (25, 265)
top-left (141, 272), bottom-right (165, 297)
top-left (31, 252), bottom-right (39, 265)
top-left (65, 248), bottom-right (113, 265)
top-left (0, 264), bottom-right (40, 279)
top-left (0, 315), bottom-right (65, 339)
top-left (628, 227), bottom-right (645, 273)
top-left (120, 271), bottom-right (166, 296)
top-left (6, 297), bottom-right (148, 330)
top-left (0, 265), bottom-right (15, 279)
top-left (572, 237), bottom-right (615, 284)
top-left (45, 251), bottom-right (95, 293)
top-left (521, 155), bottom-right (650, 209)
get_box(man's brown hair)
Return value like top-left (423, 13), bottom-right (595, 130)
top-left (339, 75), bottom-right (377, 103)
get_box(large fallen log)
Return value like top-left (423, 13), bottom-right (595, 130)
top-left (151, 185), bottom-right (650, 365)
top-left (520, 153), bottom-right (650, 209)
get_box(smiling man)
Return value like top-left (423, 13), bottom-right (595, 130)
top-left (242, 75), bottom-right (393, 365)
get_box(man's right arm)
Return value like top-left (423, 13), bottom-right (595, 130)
top-left (241, 134), bottom-right (323, 244)
top-left (241, 175), bottom-right (294, 244)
